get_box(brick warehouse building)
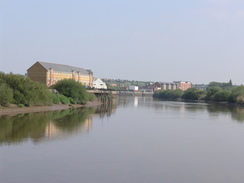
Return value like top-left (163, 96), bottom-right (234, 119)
top-left (27, 61), bottom-right (93, 87)
top-left (173, 81), bottom-right (192, 91)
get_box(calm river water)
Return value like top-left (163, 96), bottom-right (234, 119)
top-left (1, 96), bottom-right (244, 183)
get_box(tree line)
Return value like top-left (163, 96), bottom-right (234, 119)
top-left (0, 72), bottom-right (96, 107)
top-left (153, 81), bottom-right (244, 105)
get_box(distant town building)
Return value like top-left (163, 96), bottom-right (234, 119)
top-left (27, 61), bottom-right (93, 87)
top-left (153, 82), bottom-right (177, 91)
top-left (129, 85), bottom-right (139, 91)
top-left (93, 78), bottom-right (107, 89)
top-left (173, 81), bottom-right (192, 91)
top-left (153, 81), bottom-right (192, 91)
top-left (192, 84), bottom-right (208, 90)
top-left (110, 83), bottom-right (117, 87)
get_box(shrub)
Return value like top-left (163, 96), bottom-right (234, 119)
top-left (213, 90), bottom-right (231, 102)
top-left (0, 83), bottom-right (13, 106)
top-left (228, 86), bottom-right (244, 104)
top-left (52, 94), bottom-right (60, 104)
top-left (57, 94), bottom-right (70, 104)
top-left (0, 73), bottom-right (53, 106)
top-left (153, 89), bottom-right (183, 99)
top-left (18, 104), bottom-right (25, 108)
top-left (182, 88), bottom-right (206, 100)
top-left (87, 93), bottom-right (97, 101)
top-left (69, 97), bottom-right (76, 104)
top-left (54, 79), bottom-right (89, 104)
top-left (205, 87), bottom-right (221, 101)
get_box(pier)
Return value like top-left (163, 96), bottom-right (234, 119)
top-left (87, 90), bottom-right (118, 103)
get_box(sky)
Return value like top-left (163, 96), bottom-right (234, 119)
top-left (1, 0), bottom-right (244, 84)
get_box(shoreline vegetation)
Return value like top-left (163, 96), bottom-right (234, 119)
top-left (1, 73), bottom-right (244, 116)
top-left (0, 72), bottom-right (98, 116)
top-left (153, 80), bottom-right (244, 107)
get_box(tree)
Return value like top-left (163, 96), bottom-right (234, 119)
top-left (208, 80), bottom-right (233, 91)
top-left (205, 87), bottom-right (221, 101)
top-left (228, 86), bottom-right (244, 104)
top-left (0, 83), bottom-right (13, 106)
top-left (182, 88), bottom-right (206, 100)
top-left (213, 90), bottom-right (231, 102)
top-left (229, 79), bottom-right (233, 87)
top-left (153, 89), bottom-right (183, 99)
top-left (0, 73), bottom-right (52, 106)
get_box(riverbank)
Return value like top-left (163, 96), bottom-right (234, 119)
top-left (0, 101), bottom-right (101, 116)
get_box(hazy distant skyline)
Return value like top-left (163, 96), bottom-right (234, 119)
top-left (1, 0), bottom-right (244, 84)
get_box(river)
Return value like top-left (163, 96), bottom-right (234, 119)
top-left (1, 96), bottom-right (244, 183)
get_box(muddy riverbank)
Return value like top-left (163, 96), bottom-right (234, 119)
top-left (0, 101), bottom-right (101, 116)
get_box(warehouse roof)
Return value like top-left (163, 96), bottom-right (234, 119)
top-left (37, 61), bottom-right (91, 75)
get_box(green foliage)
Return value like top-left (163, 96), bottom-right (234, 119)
top-left (208, 80), bottom-right (233, 91)
top-left (205, 87), bottom-right (221, 101)
top-left (153, 83), bottom-right (244, 105)
top-left (213, 90), bottom-right (231, 102)
top-left (52, 94), bottom-right (61, 104)
top-left (68, 97), bottom-right (76, 104)
top-left (18, 104), bottom-right (25, 108)
top-left (228, 86), bottom-right (244, 104)
top-left (0, 82), bottom-right (13, 106)
top-left (57, 94), bottom-right (70, 104)
top-left (153, 89), bottom-right (183, 99)
top-left (54, 79), bottom-right (89, 104)
top-left (0, 72), bottom-right (52, 106)
top-left (106, 84), bottom-right (121, 91)
top-left (182, 88), bottom-right (206, 100)
top-left (87, 93), bottom-right (97, 101)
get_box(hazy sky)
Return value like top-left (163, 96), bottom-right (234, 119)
top-left (1, 0), bottom-right (244, 84)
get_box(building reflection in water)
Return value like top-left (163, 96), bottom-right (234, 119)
top-left (45, 117), bottom-right (93, 140)
top-left (0, 102), bottom-right (118, 145)
top-left (134, 97), bottom-right (138, 107)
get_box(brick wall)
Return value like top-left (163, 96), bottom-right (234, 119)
top-left (27, 62), bottom-right (47, 84)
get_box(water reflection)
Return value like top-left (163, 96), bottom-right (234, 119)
top-left (1, 97), bottom-right (244, 145)
top-left (118, 96), bottom-right (244, 122)
top-left (0, 102), bottom-right (117, 145)
top-left (207, 104), bottom-right (244, 122)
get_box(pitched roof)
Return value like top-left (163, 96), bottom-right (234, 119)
top-left (37, 61), bottom-right (90, 75)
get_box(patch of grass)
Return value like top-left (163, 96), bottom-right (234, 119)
top-left (18, 104), bottom-right (25, 108)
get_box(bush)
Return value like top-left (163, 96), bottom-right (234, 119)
top-left (213, 90), bottom-right (231, 102)
top-left (69, 97), bottom-right (76, 104)
top-left (52, 94), bottom-right (60, 104)
top-left (18, 104), bottom-right (25, 108)
top-left (228, 86), bottom-right (244, 104)
top-left (87, 93), bottom-right (97, 101)
top-left (205, 87), bottom-right (221, 101)
top-left (54, 79), bottom-right (89, 104)
top-left (0, 83), bottom-right (13, 106)
top-left (57, 94), bottom-right (70, 104)
top-left (0, 73), bottom-right (53, 106)
top-left (182, 88), bottom-right (206, 100)
top-left (153, 89), bottom-right (183, 99)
